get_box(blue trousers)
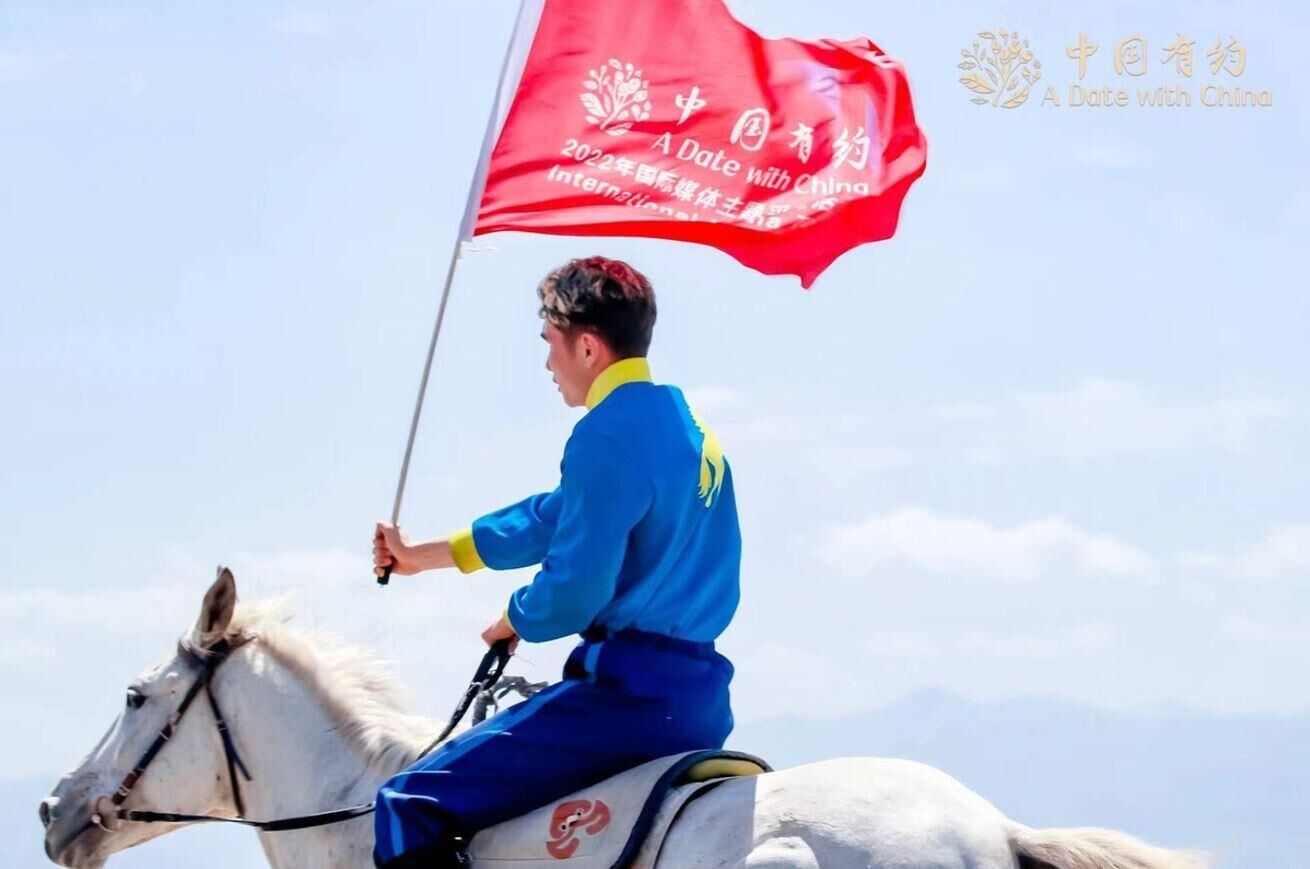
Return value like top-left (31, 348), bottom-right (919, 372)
top-left (373, 628), bottom-right (734, 865)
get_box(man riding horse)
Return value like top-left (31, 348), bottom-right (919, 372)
top-left (41, 255), bottom-right (1203, 869)
top-left (371, 256), bottom-right (741, 868)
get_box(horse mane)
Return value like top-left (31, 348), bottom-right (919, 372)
top-left (182, 600), bottom-right (438, 776)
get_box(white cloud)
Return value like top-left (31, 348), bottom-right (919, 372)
top-left (1173, 523), bottom-right (1310, 581)
top-left (809, 443), bottom-right (916, 474)
top-left (0, 48), bottom-right (66, 83)
top-left (1234, 523), bottom-right (1310, 579)
top-left (691, 380), bottom-right (1295, 478)
top-left (0, 585), bottom-right (203, 778)
top-left (1176, 551), bottom-right (1225, 571)
top-left (1222, 616), bottom-right (1310, 654)
top-left (0, 586), bottom-right (197, 642)
top-left (731, 623), bottom-right (1121, 720)
top-left (865, 623), bottom-right (1119, 661)
top-left (987, 379), bottom-right (1295, 460)
top-left (820, 507), bottom-right (1158, 582)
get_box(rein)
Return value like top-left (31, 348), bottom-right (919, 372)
top-left (92, 637), bottom-right (513, 833)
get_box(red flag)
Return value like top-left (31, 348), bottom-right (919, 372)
top-left (460, 0), bottom-right (927, 288)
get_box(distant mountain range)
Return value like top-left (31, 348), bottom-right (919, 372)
top-left (6, 691), bottom-right (1304, 867)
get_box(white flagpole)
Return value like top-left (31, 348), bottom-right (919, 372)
top-left (385, 236), bottom-right (462, 529)
top-left (378, 0), bottom-right (547, 585)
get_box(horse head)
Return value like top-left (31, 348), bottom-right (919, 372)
top-left (41, 568), bottom-right (246, 868)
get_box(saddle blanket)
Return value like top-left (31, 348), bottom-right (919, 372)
top-left (467, 749), bottom-right (769, 868)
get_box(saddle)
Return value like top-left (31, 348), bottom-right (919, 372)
top-left (466, 749), bottom-right (770, 868)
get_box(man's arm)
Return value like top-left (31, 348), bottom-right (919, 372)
top-left (457, 488), bottom-right (564, 572)
top-left (373, 489), bottom-right (562, 577)
top-left (506, 431), bottom-right (651, 643)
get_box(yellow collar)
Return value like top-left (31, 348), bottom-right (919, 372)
top-left (585, 357), bottom-right (652, 410)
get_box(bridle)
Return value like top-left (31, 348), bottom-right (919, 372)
top-left (90, 636), bottom-right (522, 834)
top-left (90, 638), bottom-right (247, 830)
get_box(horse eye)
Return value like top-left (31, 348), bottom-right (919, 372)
top-left (126, 688), bottom-right (146, 710)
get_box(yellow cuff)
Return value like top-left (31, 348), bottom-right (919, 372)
top-left (503, 605), bottom-right (518, 634)
top-left (449, 527), bottom-right (485, 574)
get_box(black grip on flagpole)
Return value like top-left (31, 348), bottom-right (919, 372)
top-left (377, 564), bottom-right (393, 587)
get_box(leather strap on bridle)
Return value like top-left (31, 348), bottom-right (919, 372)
top-left (100, 639), bottom-right (236, 815)
top-left (205, 677), bottom-right (253, 817)
top-left (98, 638), bottom-right (513, 833)
top-left (418, 637), bottom-right (512, 757)
top-left (119, 801), bottom-right (380, 831)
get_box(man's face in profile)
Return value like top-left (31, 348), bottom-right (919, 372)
top-left (543, 322), bottom-right (594, 408)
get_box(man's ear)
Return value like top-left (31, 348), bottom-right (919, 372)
top-left (195, 566), bottom-right (237, 648)
top-left (578, 331), bottom-right (604, 365)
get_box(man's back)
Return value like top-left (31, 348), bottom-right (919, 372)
top-left (498, 357), bottom-right (741, 644)
top-left (575, 376), bottom-right (741, 642)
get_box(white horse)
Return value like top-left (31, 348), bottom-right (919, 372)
top-left (41, 570), bottom-right (1205, 869)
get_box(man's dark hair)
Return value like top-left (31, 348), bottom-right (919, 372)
top-left (537, 256), bottom-right (657, 358)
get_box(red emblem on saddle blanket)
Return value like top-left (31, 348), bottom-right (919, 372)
top-left (546, 798), bottom-right (612, 859)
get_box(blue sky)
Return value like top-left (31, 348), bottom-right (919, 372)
top-left (3, 0), bottom-right (1308, 866)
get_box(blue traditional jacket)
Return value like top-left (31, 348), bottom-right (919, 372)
top-left (449, 358), bottom-right (741, 644)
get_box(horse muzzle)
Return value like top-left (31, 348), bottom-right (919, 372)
top-left (44, 820), bottom-right (108, 869)
top-left (42, 796), bottom-right (113, 868)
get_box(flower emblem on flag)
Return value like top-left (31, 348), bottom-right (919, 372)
top-left (958, 29), bottom-right (1041, 109)
top-left (581, 59), bottom-right (652, 136)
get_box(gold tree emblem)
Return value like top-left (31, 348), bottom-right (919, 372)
top-left (959, 29), bottom-right (1041, 109)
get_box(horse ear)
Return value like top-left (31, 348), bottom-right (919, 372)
top-left (196, 566), bottom-right (238, 647)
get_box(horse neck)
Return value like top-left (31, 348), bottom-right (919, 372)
top-left (216, 642), bottom-right (414, 869)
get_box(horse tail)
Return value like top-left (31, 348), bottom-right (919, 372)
top-left (1009, 824), bottom-right (1207, 869)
